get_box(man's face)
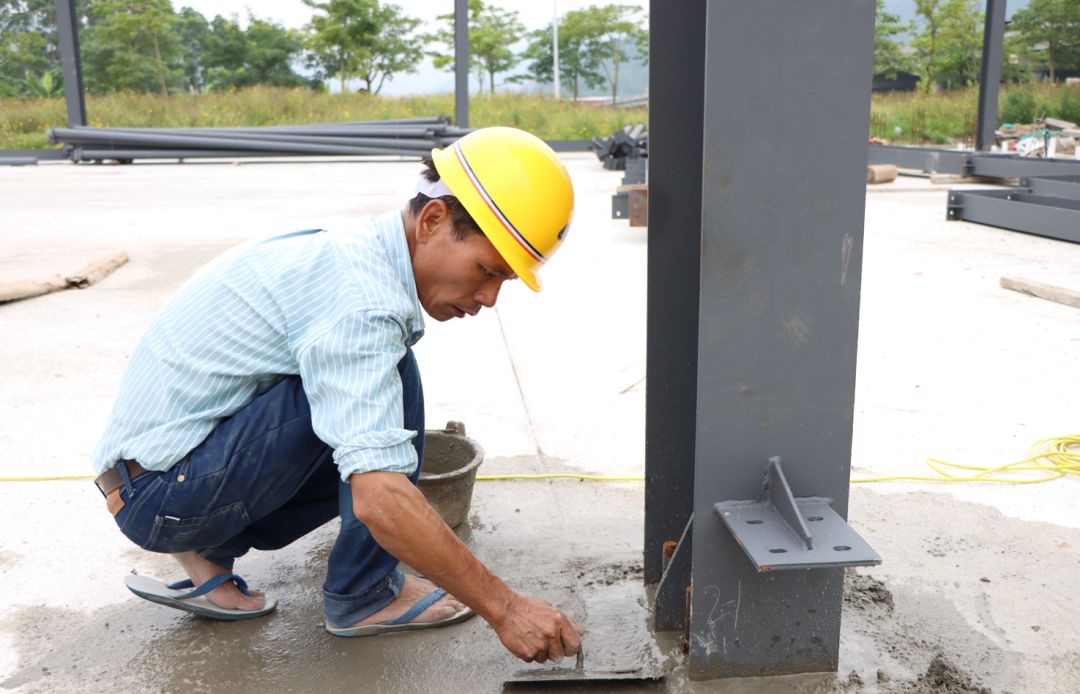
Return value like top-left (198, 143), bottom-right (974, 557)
top-left (411, 200), bottom-right (516, 322)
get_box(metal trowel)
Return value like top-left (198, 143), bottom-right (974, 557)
top-left (505, 647), bottom-right (662, 684)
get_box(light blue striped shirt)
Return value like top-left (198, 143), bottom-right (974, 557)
top-left (91, 210), bottom-right (426, 481)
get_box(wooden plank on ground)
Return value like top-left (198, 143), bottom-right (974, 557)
top-left (66, 251), bottom-right (130, 288)
top-left (0, 275), bottom-right (68, 303)
top-left (1000, 276), bottom-right (1080, 310)
top-left (0, 251), bottom-right (129, 304)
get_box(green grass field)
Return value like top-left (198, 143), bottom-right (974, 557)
top-left (871, 83), bottom-right (1080, 145)
top-left (1, 87), bottom-right (650, 149)
top-left (5, 83), bottom-right (1078, 150)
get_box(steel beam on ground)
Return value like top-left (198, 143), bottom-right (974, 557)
top-left (54, 0), bottom-right (86, 128)
top-left (688, 0), bottom-right (874, 679)
top-left (1021, 174), bottom-right (1080, 200)
top-left (644, 0), bottom-right (706, 586)
top-left (977, 0), bottom-right (1007, 151)
top-left (868, 145), bottom-right (1080, 179)
top-left (51, 129), bottom-right (428, 157)
top-left (968, 154), bottom-right (1080, 179)
top-left (867, 144), bottom-right (965, 174)
top-left (455, 0), bottom-right (469, 129)
top-left (947, 189), bottom-right (1080, 244)
top-left (0, 149), bottom-right (67, 165)
top-left (544, 140), bottom-right (595, 152)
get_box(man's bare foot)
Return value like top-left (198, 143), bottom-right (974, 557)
top-left (171, 551), bottom-right (266, 611)
top-left (352, 574), bottom-right (466, 628)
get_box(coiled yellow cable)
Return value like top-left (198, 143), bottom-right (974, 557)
top-left (3, 436), bottom-right (1076, 485)
top-left (851, 435), bottom-right (1080, 484)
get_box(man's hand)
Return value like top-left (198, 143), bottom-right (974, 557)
top-left (350, 471), bottom-right (585, 662)
top-left (493, 594), bottom-right (584, 663)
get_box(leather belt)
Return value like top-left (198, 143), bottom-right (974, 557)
top-left (95, 459), bottom-right (150, 516)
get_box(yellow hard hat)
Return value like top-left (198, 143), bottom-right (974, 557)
top-left (432, 127), bottom-right (574, 292)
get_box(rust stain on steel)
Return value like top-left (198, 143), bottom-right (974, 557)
top-left (629, 188), bottom-right (649, 227)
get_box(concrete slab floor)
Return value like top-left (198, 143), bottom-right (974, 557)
top-left (0, 155), bottom-right (1078, 694)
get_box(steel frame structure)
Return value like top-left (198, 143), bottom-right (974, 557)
top-left (647, 0), bottom-right (878, 681)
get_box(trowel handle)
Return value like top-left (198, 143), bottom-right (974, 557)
top-left (574, 647), bottom-right (584, 671)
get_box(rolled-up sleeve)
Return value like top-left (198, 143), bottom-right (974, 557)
top-left (297, 309), bottom-right (418, 481)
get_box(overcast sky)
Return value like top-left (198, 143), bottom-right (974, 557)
top-left (175, 1), bottom-right (644, 94)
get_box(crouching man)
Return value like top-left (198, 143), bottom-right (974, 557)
top-left (91, 127), bottom-right (582, 663)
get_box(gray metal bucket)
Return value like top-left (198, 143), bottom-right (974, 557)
top-left (418, 422), bottom-right (484, 529)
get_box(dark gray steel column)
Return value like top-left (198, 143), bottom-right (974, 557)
top-left (977, 0), bottom-right (1007, 151)
top-left (688, 0), bottom-right (875, 679)
top-left (644, 0), bottom-right (706, 586)
top-left (454, 0), bottom-right (469, 129)
top-left (54, 0), bottom-right (86, 128)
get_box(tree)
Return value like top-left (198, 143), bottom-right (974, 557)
top-left (873, 0), bottom-right (914, 79)
top-left (81, 0), bottom-right (183, 94)
top-left (174, 6), bottom-right (208, 91)
top-left (202, 13), bottom-right (309, 90)
top-left (912, 0), bottom-right (983, 92)
top-left (517, 10), bottom-right (605, 100)
top-left (302, 0), bottom-right (380, 93)
top-left (582, 4), bottom-right (646, 105)
top-left (427, 0), bottom-right (524, 94)
top-left (934, 0), bottom-right (982, 88)
top-left (353, 3), bottom-right (422, 94)
top-left (1009, 0), bottom-right (1080, 82)
top-left (0, 0), bottom-right (60, 82)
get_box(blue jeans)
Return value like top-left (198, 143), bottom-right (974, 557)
top-left (110, 348), bottom-right (425, 629)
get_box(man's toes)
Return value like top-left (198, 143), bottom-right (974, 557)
top-left (235, 594), bottom-right (266, 610)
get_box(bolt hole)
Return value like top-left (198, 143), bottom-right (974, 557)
top-left (807, 516), bottom-right (824, 522)
top-left (768, 548), bottom-right (787, 554)
top-left (833, 545), bottom-right (851, 551)
top-left (746, 520), bottom-right (764, 525)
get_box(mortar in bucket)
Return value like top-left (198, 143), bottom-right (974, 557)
top-left (419, 421), bottom-right (485, 529)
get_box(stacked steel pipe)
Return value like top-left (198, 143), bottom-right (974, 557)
top-left (47, 117), bottom-right (472, 163)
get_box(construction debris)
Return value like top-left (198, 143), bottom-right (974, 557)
top-left (592, 123), bottom-right (647, 171)
top-left (0, 251), bottom-right (129, 303)
top-left (996, 117), bottom-right (1079, 158)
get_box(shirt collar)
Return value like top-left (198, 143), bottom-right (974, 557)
top-left (379, 210), bottom-right (425, 346)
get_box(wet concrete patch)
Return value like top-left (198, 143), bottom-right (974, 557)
top-left (3, 484), bottom-right (1079, 694)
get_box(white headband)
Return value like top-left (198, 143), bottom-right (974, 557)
top-left (415, 176), bottom-right (456, 199)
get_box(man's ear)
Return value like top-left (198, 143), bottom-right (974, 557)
top-left (416, 199), bottom-right (449, 245)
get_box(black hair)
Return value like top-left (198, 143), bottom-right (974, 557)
top-left (408, 158), bottom-right (484, 241)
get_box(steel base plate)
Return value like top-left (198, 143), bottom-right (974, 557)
top-left (714, 497), bottom-right (881, 571)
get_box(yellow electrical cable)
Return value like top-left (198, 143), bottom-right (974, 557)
top-left (851, 434), bottom-right (1080, 484)
top-left (2, 436), bottom-right (1075, 485)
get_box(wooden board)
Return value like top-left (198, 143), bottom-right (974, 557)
top-left (0, 251), bottom-right (129, 304)
top-left (1000, 276), bottom-right (1080, 310)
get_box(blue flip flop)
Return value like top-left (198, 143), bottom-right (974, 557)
top-left (326, 587), bottom-right (475, 637)
top-left (125, 573), bottom-right (278, 620)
